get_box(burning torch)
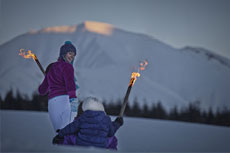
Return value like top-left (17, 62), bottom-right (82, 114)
top-left (119, 60), bottom-right (148, 117)
top-left (19, 49), bottom-right (46, 75)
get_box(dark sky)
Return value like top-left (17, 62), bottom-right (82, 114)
top-left (0, 0), bottom-right (229, 58)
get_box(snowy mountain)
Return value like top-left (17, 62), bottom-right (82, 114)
top-left (2, 110), bottom-right (230, 152)
top-left (0, 21), bottom-right (230, 111)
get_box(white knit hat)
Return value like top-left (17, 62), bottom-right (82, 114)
top-left (82, 97), bottom-right (105, 112)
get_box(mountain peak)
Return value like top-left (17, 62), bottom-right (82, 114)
top-left (81, 21), bottom-right (114, 35)
top-left (34, 25), bottom-right (77, 34)
top-left (29, 21), bottom-right (114, 36)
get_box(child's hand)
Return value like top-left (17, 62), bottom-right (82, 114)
top-left (52, 135), bottom-right (64, 144)
top-left (115, 117), bottom-right (124, 126)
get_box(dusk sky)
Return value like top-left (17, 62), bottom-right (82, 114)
top-left (0, 0), bottom-right (229, 58)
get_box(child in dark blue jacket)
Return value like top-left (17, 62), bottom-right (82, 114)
top-left (53, 97), bottom-right (123, 149)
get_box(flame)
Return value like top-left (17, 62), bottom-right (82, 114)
top-left (129, 60), bottom-right (148, 86)
top-left (19, 49), bottom-right (36, 61)
top-left (129, 72), bottom-right (140, 86)
top-left (139, 60), bottom-right (148, 71)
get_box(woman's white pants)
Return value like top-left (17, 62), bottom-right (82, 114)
top-left (48, 95), bottom-right (76, 132)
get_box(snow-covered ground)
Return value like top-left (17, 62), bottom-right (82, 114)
top-left (1, 110), bottom-right (230, 152)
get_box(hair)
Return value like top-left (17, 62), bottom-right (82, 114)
top-left (73, 102), bottom-right (83, 120)
top-left (82, 97), bottom-right (105, 112)
top-left (77, 102), bottom-right (83, 117)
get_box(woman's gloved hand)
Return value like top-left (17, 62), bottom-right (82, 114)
top-left (70, 98), bottom-right (79, 112)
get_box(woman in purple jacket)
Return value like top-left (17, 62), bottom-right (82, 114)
top-left (38, 41), bottom-right (79, 131)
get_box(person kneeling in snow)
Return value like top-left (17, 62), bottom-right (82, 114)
top-left (53, 97), bottom-right (123, 150)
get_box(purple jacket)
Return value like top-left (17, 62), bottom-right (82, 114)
top-left (38, 58), bottom-right (76, 99)
top-left (58, 110), bottom-right (121, 148)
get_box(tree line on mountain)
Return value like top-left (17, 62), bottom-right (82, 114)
top-left (1, 90), bottom-right (229, 127)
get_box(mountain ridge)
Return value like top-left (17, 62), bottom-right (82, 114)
top-left (180, 46), bottom-right (230, 68)
top-left (0, 21), bottom-right (229, 111)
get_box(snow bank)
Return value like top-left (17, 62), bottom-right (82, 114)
top-left (1, 110), bottom-right (230, 152)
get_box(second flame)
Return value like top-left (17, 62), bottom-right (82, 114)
top-left (130, 60), bottom-right (148, 86)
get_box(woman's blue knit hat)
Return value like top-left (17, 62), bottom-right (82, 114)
top-left (59, 41), bottom-right (77, 58)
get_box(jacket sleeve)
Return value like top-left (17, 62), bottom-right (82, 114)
top-left (108, 118), bottom-right (121, 137)
top-left (63, 64), bottom-right (76, 98)
top-left (58, 119), bottom-right (80, 137)
top-left (38, 75), bottom-right (49, 95)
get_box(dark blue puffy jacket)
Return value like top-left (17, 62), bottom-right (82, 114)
top-left (58, 110), bottom-right (121, 148)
